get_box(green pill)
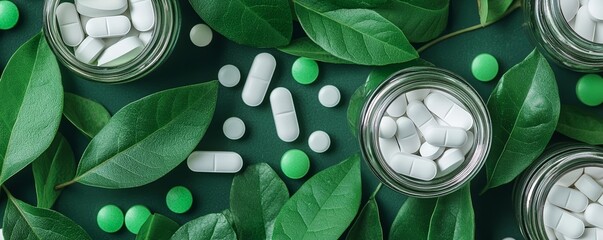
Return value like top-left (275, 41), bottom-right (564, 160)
top-left (124, 205), bottom-right (151, 234)
top-left (281, 149), bottom-right (310, 179)
top-left (166, 186), bottom-right (193, 214)
top-left (0, 1), bottom-right (18, 30)
top-left (576, 74), bottom-right (603, 107)
top-left (97, 205), bottom-right (124, 233)
top-left (292, 57), bottom-right (319, 85)
top-left (471, 53), bottom-right (499, 82)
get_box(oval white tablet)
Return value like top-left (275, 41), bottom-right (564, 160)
top-left (406, 89), bottom-right (430, 102)
top-left (588, 0), bottom-right (603, 21)
top-left (574, 174), bottom-right (603, 201)
top-left (242, 53), bottom-right (276, 107)
top-left (386, 94), bottom-right (407, 117)
top-left (56, 3), bottom-right (85, 47)
top-left (139, 31), bottom-right (153, 46)
top-left (75, 37), bottom-right (105, 64)
top-left (584, 204), bottom-right (603, 228)
top-left (435, 148), bottom-right (465, 177)
top-left (379, 137), bottom-right (400, 164)
top-left (318, 85), bottom-right (341, 108)
top-left (424, 92), bottom-right (474, 130)
top-left (558, 168), bottom-right (584, 187)
top-left (129, 0), bottom-right (155, 31)
top-left (585, 167), bottom-right (603, 179)
top-left (544, 204), bottom-right (585, 239)
top-left (419, 142), bottom-right (444, 160)
top-left (223, 117), bottom-right (245, 140)
top-left (389, 152), bottom-right (437, 181)
top-left (187, 151), bottom-right (243, 173)
top-left (308, 131), bottom-right (331, 153)
top-left (379, 116), bottom-right (397, 139)
top-left (424, 126), bottom-right (468, 148)
top-left (395, 117), bottom-right (421, 153)
top-left (574, 6), bottom-right (597, 41)
top-left (97, 36), bottom-right (144, 67)
top-left (75, 0), bottom-right (128, 17)
top-left (270, 88), bottom-right (300, 142)
top-left (86, 16), bottom-right (131, 38)
top-left (406, 101), bottom-right (438, 133)
top-left (548, 185), bottom-right (589, 212)
top-left (190, 24), bottom-right (213, 47)
top-left (218, 64), bottom-right (241, 88)
top-left (459, 131), bottom-right (474, 155)
top-left (561, 0), bottom-right (580, 22)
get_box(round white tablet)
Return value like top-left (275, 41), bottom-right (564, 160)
top-left (218, 65), bottom-right (241, 87)
top-left (223, 117), bottom-right (245, 140)
top-left (190, 24), bottom-right (213, 47)
top-left (308, 131), bottom-right (331, 153)
top-left (318, 85), bottom-right (341, 108)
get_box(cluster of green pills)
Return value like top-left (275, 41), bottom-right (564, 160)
top-left (0, 1), bottom-right (19, 30)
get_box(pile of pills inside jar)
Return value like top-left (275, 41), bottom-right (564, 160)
top-left (544, 167), bottom-right (603, 239)
top-left (561, 0), bottom-right (603, 43)
top-left (55, 0), bottom-right (154, 66)
top-left (378, 90), bottom-right (475, 181)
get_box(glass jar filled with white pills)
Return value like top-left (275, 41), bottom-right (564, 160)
top-left (358, 67), bottom-right (492, 198)
top-left (524, 0), bottom-right (603, 72)
top-left (43, 0), bottom-right (181, 83)
top-left (514, 144), bottom-right (603, 240)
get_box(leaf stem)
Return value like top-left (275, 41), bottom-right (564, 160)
top-left (1, 185), bottom-right (11, 197)
top-left (417, 1), bottom-right (522, 53)
top-left (370, 183), bottom-right (383, 200)
top-left (55, 179), bottom-right (76, 190)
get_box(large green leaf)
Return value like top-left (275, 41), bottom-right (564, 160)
top-left (556, 105), bottom-right (603, 145)
top-left (330, 0), bottom-right (387, 8)
top-left (346, 197), bottom-right (383, 240)
top-left (478, 0), bottom-right (516, 25)
top-left (136, 214), bottom-right (180, 240)
top-left (64, 81), bottom-right (218, 189)
top-left (272, 155), bottom-right (362, 239)
top-left (0, 32), bottom-right (63, 185)
top-left (63, 92), bottom-right (111, 138)
top-left (170, 213), bottom-right (237, 240)
top-left (483, 50), bottom-right (560, 192)
top-left (230, 163), bottom-right (289, 240)
top-left (278, 37), bottom-right (353, 64)
top-left (294, 0), bottom-right (418, 66)
top-left (188, 0), bottom-right (292, 48)
top-left (32, 133), bottom-right (75, 209)
top-left (3, 191), bottom-right (91, 240)
top-left (375, 0), bottom-right (449, 43)
top-left (389, 185), bottom-right (474, 240)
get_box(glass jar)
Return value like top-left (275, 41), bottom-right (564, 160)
top-left (43, 0), bottom-right (181, 83)
top-left (523, 0), bottom-right (603, 72)
top-left (357, 66), bottom-right (492, 198)
top-left (514, 144), bottom-right (603, 240)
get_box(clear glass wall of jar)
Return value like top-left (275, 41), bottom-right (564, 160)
top-left (357, 67), bottom-right (492, 198)
top-left (43, 0), bottom-right (181, 83)
top-left (524, 0), bottom-right (603, 72)
top-left (514, 144), bottom-right (603, 240)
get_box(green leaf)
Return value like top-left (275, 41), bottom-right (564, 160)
top-left (188, 0), bottom-right (292, 48)
top-left (170, 213), bottom-right (237, 240)
top-left (556, 104), bottom-right (603, 145)
top-left (136, 214), bottom-right (180, 240)
top-left (222, 209), bottom-right (237, 232)
top-left (0, 32), bottom-right (63, 185)
top-left (63, 92), bottom-right (111, 138)
top-left (389, 185), bottom-right (474, 240)
top-left (3, 191), bottom-right (91, 240)
top-left (69, 81), bottom-right (218, 189)
top-left (294, 0), bottom-right (418, 66)
top-left (345, 198), bottom-right (383, 240)
top-left (483, 50), bottom-right (560, 192)
top-left (330, 0), bottom-right (387, 8)
top-left (230, 163), bottom-right (289, 240)
top-left (278, 37), bottom-right (354, 64)
top-left (32, 133), bottom-right (75, 209)
top-left (478, 0), bottom-right (516, 25)
top-left (272, 155), bottom-right (362, 239)
top-left (375, 0), bottom-right (449, 43)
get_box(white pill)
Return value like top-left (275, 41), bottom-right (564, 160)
top-left (86, 16), bottom-right (131, 38)
top-left (435, 116), bottom-right (449, 126)
top-left (406, 89), bottom-right (430, 102)
top-left (585, 204), bottom-right (603, 228)
top-left (318, 85), bottom-right (341, 108)
top-left (585, 167), bottom-right (603, 179)
top-left (187, 151), bottom-right (243, 173)
top-left (406, 101), bottom-right (438, 134)
top-left (386, 94), bottom-right (407, 117)
top-left (424, 92), bottom-right (474, 130)
top-left (570, 212), bottom-right (594, 228)
top-left (544, 204), bottom-right (585, 239)
top-left (242, 53), bottom-right (276, 107)
top-left (435, 148), bottom-right (465, 177)
top-left (129, 0), bottom-right (155, 31)
top-left (139, 31), bottom-right (153, 45)
top-left (574, 6), bottom-right (597, 41)
top-left (379, 137), bottom-right (400, 163)
top-left (581, 0), bottom-right (590, 5)
top-left (561, 0), bottom-right (580, 21)
top-left (419, 142), bottom-right (444, 160)
top-left (558, 168), bottom-right (584, 187)
top-left (575, 174), bottom-right (603, 201)
top-left (218, 64), bottom-right (241, 88)
top-left (56, 3), bottom-right (85, 47)
top-left (308, 131), bottom-right (331, 153)
top-left (270, 88), bottom-right (299, 142)
top-left (75, 37), bottom-right (105, 64)
top-left (589, 0), bottom-right (603, 21)
top-left (548, 185), bottom-right (589, 212)
top-left (423, 126), bottom-right (468, 148)
top-left (75, 0), bottom-right (127, 17)
top-left (190, 24), bottom-right (213, 47)
top-left (395, 117), bottom-right (421, 153)
top-left (379, 116), bottom-right (397, 139)
top-left (223, 117), bottom-right (245, 140)
top-left (459, 131), bottom-right (474, 155)
top-left (566, 228), bottom-right (603, 240)
top-left (388, 152), bottom-right (437, 181)
top-left (595, 24), bottom-right (603, 44)
top-left (545, 227), bottom-right (557, 240)
top-left (97, 36), bottom-right (144, 67)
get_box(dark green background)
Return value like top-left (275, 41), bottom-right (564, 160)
top-left (0, 0), bottom-right (593, 239)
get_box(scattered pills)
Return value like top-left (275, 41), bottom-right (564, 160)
top-left (280, 149), bottom-right (310, 179)
top-left (0, 1), bottom-right (19, 30)
top-left (562, 0), bottom-right (603, 43)
top-left (187, 151), bottom-right (243, 173)
top-left (292, 57), bottom-right (319, 84)
top-left (97, 205), bottom-right (124, 233)
top-left (471, 53), bottom-right (499, 82)
top-left (318, 85), bottom-right (341, 108)
top-left (125, 205), bottom-right (151, 234)
top-left (190, 23), bottom-right (213, 47)
top-left (223, 117), bottom-right (246, 140)
top-left (576, 74), bottom-right (603, 107)
top-left (270, 87), bottom-right (300, 142)
top-left (218, 64), bottom-right (241, 87)
top-left (308, 131), bottom-right (331, 153)
top-left (166, 186), bottom-right (193, 214)
top-left (242, 53), bottom-right (276, 107)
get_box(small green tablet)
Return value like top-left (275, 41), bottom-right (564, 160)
top-left (0, 1), bottom-right (19, 30)
top-left (281, 149), bottom-right (310, 179)
top-left (471, 53), bottom-right (499, 82)
top-left (97, 205), bottom-right (124, 233)
top-left (166, 186), bottom-right (193, 214)
top-left (292, 57), bottom-right (319, 85)
top-left (576, 74), bottom-right (603, 106)
top-left (124, 205), bottom-right (151, 234)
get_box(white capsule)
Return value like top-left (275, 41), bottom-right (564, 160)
top-left (595, 24), bottom-right (603, 44)
top-left (318, 85), bottom-right (341, 108)
top-left (308, 131), bottom-right (331, 153)
top-left (270, 88), bottom-right (299, 142)
top-left (558, 168), bottom-right (584, 187)
top-left (406, 101), bottom-right (438, 134)
top-left (218, 64), bottom-right (241, 88)
top-left (423, 126), bottom-right (468, 148)
top-left (435, 148), bottom-right (465, 177)
top-left (395, 117), bottom-right (421, 153)
top-left (544, 204), bottom-right (585, 239)
top-left (406, 89), bottom-right (430, 102)
top-left (386, 94), bottom-right (407, 117)
top-left (242, 53), bottom-right (276, 107)
top-left (139, 31), bottom-right (153, 45)
top-left (419, 142), bottom-right (444, 160)
top-left (459, 131), bottom-right (474, 155)
top-left (74, 37), bottom-right (105, 64)
top-left (86, 16), bottom-right (131, 38)
top-left (574, 6), bottom-right (597, 41)
top-left (586, 167), bottom-right (603, 179)
top-left (570, 212), bottom-right (594, 228)
top-left (129, 0), bottom-right (155, 31)
top-left (424, 92), bottom-right (474, 130)
top-left (388, 152), bottom-right (437, 181)
top-left (187, 151), bottom-right (243, 173)
top-left (379, 116), bottom-right (397, 139)
top-left (545, 227), bottom-right (558, 240)
top-left (75, 0), bottom-right (127, 17)
top-left (585, 204), bottom-right (603, 228)
top-left (379, 137), bottom-right (400, 163)
top-left (575, 174), bottom-right (603, 201)
top-left (561, 0), bottom-right (580, 22)
top-left (223, 117), bottom-right (245, 140)
top-left (56, 3), bottom-right (85, 47)
top-left (548, 185), bottom-right (589, 212)
top-left (589, 0), bottom-right (603, 21)
top-left (566, 228), bottom-right (603, 240)
top-left (97, 36), bottom-right (144, 67)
